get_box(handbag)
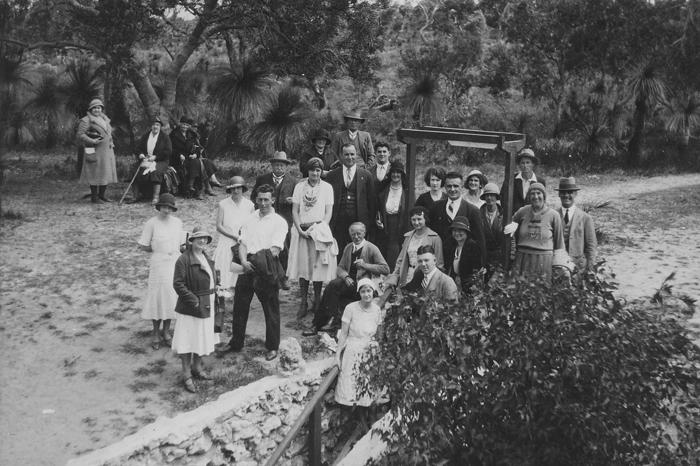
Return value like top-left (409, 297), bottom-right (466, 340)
top-left (83, 127), bottom-right (102, 163)
top-left (231, 244), bottom-right (241, 264)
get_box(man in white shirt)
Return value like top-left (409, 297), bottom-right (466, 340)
top-left (224, 185), bottom-right (289, 360)
top-left (501, 148), bottom-right (545, 214)
top-left (371, 142), bottom-right (392, 184)
top-left (555, 177), bottom-right (597, 273)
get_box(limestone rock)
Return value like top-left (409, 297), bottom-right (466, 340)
top-left (261, 415), bottom-right (283, 435)
top-left (161, 446), bottom-right (186, 463)
top-left (186, 435), bottom-right (212, 455)
top-left (222, 442), bottom-right (250, 461)
top-left (277, 338), bottom-right (306, 376)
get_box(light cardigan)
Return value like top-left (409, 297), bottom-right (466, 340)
top-left (336, 240), bottom-right (390, 280)
top-left (384, 228), bottom-right (443, 287)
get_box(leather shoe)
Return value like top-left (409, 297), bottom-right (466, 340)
top-left (184, 378), bottom-right (197, 393)
top-left (265, 350), bottom-right (278, 361)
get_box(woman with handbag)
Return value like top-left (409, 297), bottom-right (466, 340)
top-left (213, 176), bottom-right (255, 291)
top-left (172, 227), bottom-right (219, 393)
top-left (137, 194), bottom-right (184, 350)
top-left (76, 99), bottom-right (118, 203)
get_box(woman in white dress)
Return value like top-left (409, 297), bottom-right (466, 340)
top-left (137, 193), bottom-right (184, 350)
top-left (172, 227), bottom-right (219, 393)
top-left (287, 157), bottom-right (335, 318)
top-left (335, 278), bottom-right (385, 410)
top-left (213, 176), bottom-right (255, 290)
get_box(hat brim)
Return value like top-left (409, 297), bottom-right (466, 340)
top-left (312, 137), bottom-right (332, 144)
top-left (480, 192), bottom-right (500, 200)
top-left (343, 115), bottom-right (366, 122)
top-left (88, 104), bottom-right (103, 111)
top-left (554, 186), bottom-right (581, 191)
top-left (449, 223), bottom-right (471, 232)
top-left (269, 158), bottom-right (293, 164)
top-left (226, 185), bottom-right (248, 192)
top-left (155, 203), bottom-right (177, 211)
top-left (466, 174), bottom-right (488, 186)
top-left (189, 234), bottom-right (212, 244)
top-left (516, 154), bottom-right (540, 164)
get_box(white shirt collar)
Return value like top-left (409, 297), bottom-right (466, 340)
top-left (515, 172), bottom-right (538, 182)
top-left (424, 267), bottom-right (438, 284)
top-left (345, 164), bottom-right (357, 178)
top-left (563, 205), bottom-right (576, 216)
top-left (347, 130), bottom-right (358, 140)
top-left (352, 239), bottom-right (366, 252)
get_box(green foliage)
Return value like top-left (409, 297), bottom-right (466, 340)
top-left (360, 267), bottom-right (699, 465)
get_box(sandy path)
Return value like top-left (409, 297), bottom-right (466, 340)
top-left (1, 169), bottom-right (698, 465)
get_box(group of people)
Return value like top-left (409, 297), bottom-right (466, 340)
top-left (134, 109), bottom-right (598, 407)
top-left (76, 101), bottom-right (221, 204)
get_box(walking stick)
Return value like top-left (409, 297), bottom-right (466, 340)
top-left (118, 163), bottom-right (140, 206)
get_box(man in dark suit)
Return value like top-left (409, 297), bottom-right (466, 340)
top-left (402, 245), bottom-right (459, 302)
top-left (369, 141), bottom-right (392, 187)
top-left (501, 148), bottom-right (545, 214)
top-left (429, 171), bottom-right (487, 266)
top-left (133, 116), bottom-right (172, 204)
top-left (326, 143), bottom-right (377, 253)
top-left (251, 151), bottom-right (297, 279)
top-left (169, 116), bottom-right (213, 199)
top-left (330, 110), bottom-right (375, 168)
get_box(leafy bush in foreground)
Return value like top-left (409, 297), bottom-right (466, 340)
top-left (360, 268), bottom-right (699, 465)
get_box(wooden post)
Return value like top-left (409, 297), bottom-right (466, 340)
top-left (405, 143), bottom-right (417, 209)
top-left (502, 147), bottom-right (516, 268)
top-left (309, 403), bottom-right (322, 466)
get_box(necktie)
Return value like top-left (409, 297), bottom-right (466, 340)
top-left (345, 169), bottom-right (351, 188)
top-left (378, 164), bottom-right (386, 180)
top-left (564, 209), bottom-right (569, 224)
top-left (448, 201), bottom-right (454, 214)
top-left (274, 176), bottom-right (281, 187)
top-left (421, 276), bottom-right (429, 289)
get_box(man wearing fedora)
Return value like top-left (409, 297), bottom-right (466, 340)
top-left (501, 148), bottom-right (546, 214)
top-left (170, 116), bottom-right (214, 199)
top-left (300, 129), bottom-right (335, 177)
top-left (555, 177), bottom-right (597, 273)
top-left (331, 110), bottom-right (375, 168)
top-left (133, 116), bottom-right (172, 205)
top-left (326, 143), bottom-right (377, 254)
top-left (251, 151), bottom-right (297, 280)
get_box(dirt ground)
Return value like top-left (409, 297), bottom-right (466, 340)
top-left (1, 155), bottom-right (698, 465)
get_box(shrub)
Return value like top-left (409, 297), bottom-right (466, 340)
top-left (360, 267), bottom-right (699, 465)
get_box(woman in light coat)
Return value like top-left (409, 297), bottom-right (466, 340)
top-left (76, 98), bottom-right (118, 203)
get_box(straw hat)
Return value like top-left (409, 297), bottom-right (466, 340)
top-left (188, 226), bottom-right (212, 244)
top-left (343, 110), bottom-right (366, 122)
top-left (480, 183), bottom-right (500, 200)
top-left (225, 176), bottom-right (248, 193)
top-left (154, 193), bottom-right (177, 211)
top-left (465, 169), bottom-right (488, 187)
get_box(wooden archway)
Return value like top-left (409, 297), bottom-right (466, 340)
top-left (396, 126), bottom-right (526, 265)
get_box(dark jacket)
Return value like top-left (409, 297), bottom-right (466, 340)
top-left (299, 146), bottom-right (336, 176)
top-left (429, 198), bottom-right (486, 266)
top-left (326, 165), bottom-right (377, 231)
top-left (251, 173), bottom-right (298, 227)
top-left (443, 237), bottom-right (483, 290)
top-left (501, 175), bottom-right (546, 214)
top-left (136, 130), bottom-right (172, 163)
top-left (248, 249), bottom-right (286, 287)
top-left (173, 249), bottom-right (217, 318)
top-left (377, 184), bottom-right (410, 234)
top-left (169, 128), bottom-right (198, 167)
top-left (480, 204), bottom-right (504, 265)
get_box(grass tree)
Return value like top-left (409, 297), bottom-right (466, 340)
top-left (404, 74), bottom-right (443, 127)
top-left (627, 64), bottom-right (667, 166)
top-left (663, 92), bottom-right (700, 160)
top-left (25, 71), bottom-right (66, 148)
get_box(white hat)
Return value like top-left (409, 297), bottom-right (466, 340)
top-left (356, 277), bottom-right (378, 293)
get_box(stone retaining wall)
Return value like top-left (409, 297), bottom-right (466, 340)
top-left (67, 359), bottom-right (352, 466)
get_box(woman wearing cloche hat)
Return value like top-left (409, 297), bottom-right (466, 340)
top-left (137, 193), bottom-right (185, 351)
top-left (172, 226), bottom-right (220, 393)
top-left (76, 98), bottom-right (118, 204)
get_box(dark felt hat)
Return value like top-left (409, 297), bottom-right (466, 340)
top-left (305, 157), bottom-right (324, 172)
top-left (310, 129), bottom-right (331, 144)
top-left (343, 110), bottom-right (366, 122)
top-left (154, 193), bottom-right (177, 211)
top-left (449, 216), bottom-right (471, 232)
top-left (269, 151), bottom-right (293, 164)
top-left (179, 116), bottom-right (194, 125)
top-left (516, 148), bottom-right (540, 165)
top-left (555, 176), bottom-right (581, 191)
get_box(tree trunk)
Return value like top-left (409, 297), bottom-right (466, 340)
top-left (129, 65), bottom-right (164, 126)
top-left (627, 97), bottom-right (647, 166)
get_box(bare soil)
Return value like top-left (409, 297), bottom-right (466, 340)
top-left (1, 154), bottom-right (698, 465)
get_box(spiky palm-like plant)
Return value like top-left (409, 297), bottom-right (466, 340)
top-left (26, 72), bottom-right (67, 148)
top-left (663, 92), bottom-right (700, 152)
top-left (627, 64), bottom-right (667, 166)
top-left (246, 85), bottom-right (313, 154)
top-left (208, 61), bottom-right (273, 124)
top-left (62, 59), bottom-right (104, 118)
top-left (404, 74), bottom-right (443, 126)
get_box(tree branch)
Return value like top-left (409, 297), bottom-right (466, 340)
top-left (0, 37), bottom-right (100, 54)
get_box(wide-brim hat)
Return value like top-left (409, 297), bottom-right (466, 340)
top-left (310, 129), bottom-right (331, 144)
top-left (269, 151), bottom-right (293, 164)
top-left (154, 193), bottom-right (177, 211)
top-left (516, 148), bottom-right (540, 165)
top-left (554, 176), bottom-right (580, 191)
top-left (449, 216), bottom-right (471, 232)
top-left (305, 157), bottom-right (324, 172)
top-left (225, 176), bottom-right (248, 193)
top-left (343, 110), bottom-right (366, 122)
top-left (480, 182), bottom-right (500, 200)
top-left (465, 169), bottom-right (488, 187)
top-left (356, 277), bottom-right (378, 293)
top-left (88, 98), bottom-right (104, 111)
top-left (179, 116), bottom-right (194, 125)
top-left (188, 226), bottom-right (212, 244)
top-left (152, 116), bottom-right (163, 125)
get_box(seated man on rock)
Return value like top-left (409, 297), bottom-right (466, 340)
top-left (303, 222), bottom-right (389, 336)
